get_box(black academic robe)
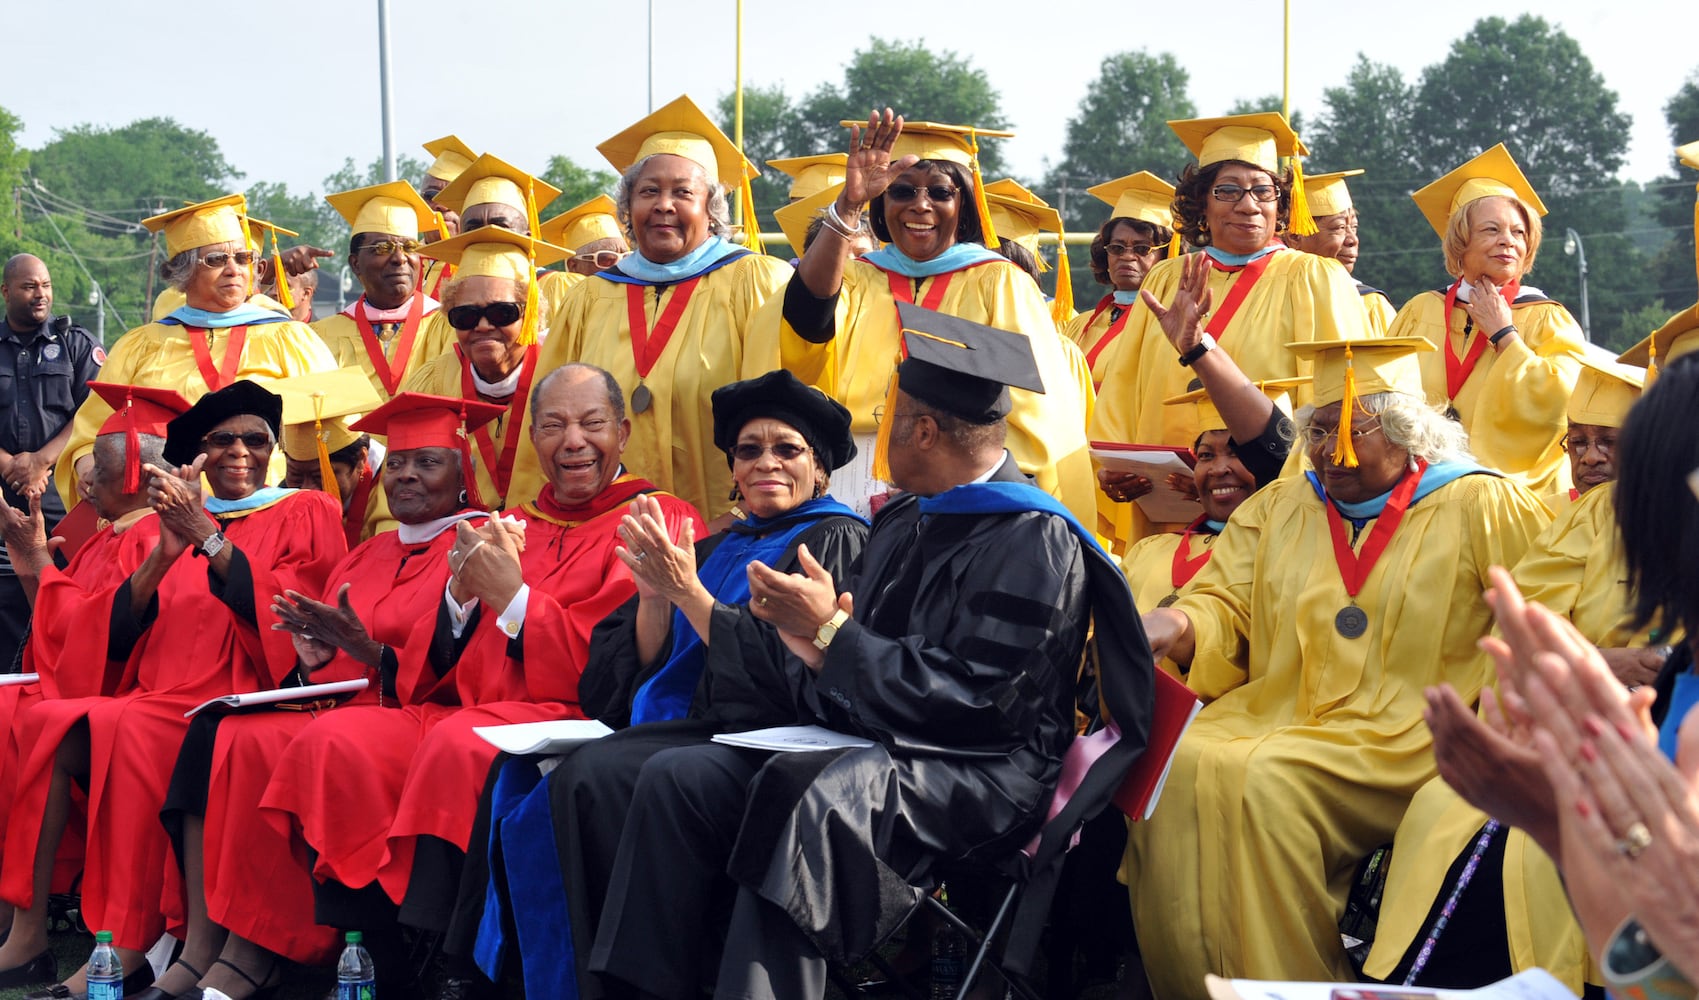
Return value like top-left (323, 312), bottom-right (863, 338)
top-left (716, 457), bottom-right (1091, 963)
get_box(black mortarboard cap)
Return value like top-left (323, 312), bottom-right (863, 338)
top-left (895, 302), bottom-right (1045, 425)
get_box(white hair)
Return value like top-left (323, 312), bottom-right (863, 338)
top-left (1294, 391), bottom-right (1474, 467)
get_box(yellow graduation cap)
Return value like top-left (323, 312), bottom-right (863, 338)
top-left (1168, 112), bottom-right (1315, 234)
top-left (244, 215), bottom-right (301, 311)
top-left (271, 367), bottom-right (384, 503)
top-left (430, 153), bottom-right (563, 218)
top-left (325, 180), bottom-right (437, 240)
top-left (983, 178), bottom-right (1048, 205)
top-left (1567, 354), bottom-right (1644, 428)
top-left (420, 225), bottom-right (570, 346)
top-left (1617, 302), bottom-right (1699, 380)
top-left (841, 119), bottom-right (1015, 249)
top-left (773, 183), bottom-right (844, 256)
top-left (1678, 140), bottom-right (1699, 287)
top-left (1302, 169), bottom-right (1364, 219)
top-left (1410, 143), bottom-right (1547, 239)
top-left (1086, 171), bottom-right (1176, 230)
top-left (422, 135), bottom-right (478, 184)
top-left (599, 94), bottom-right (756, 193)
top-left (766, 153), bottom-right (848, 202)
top-left (142, 194), bottom-right (250, 257)
top-left (1163, 376), bottom-right (1308, 434)
top-left (1286, 336), bottom-right (1436, 466)
top-left (539, 195), bottom-right (624, 253)
top-left (984, 183), bottom-right (1074, 319)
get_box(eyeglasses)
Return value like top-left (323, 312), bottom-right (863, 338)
top-left (199, 250), bottom-right (259, 269)
top-left (1299, 420), bottom-right (1382, 447)
top-left (573, 249), bottom-right (628, 269)
top-left (1105, 242), bottom-right (1156, 257)
top-left (1563, 433), bottom-right (1617, 456)
top-left (1211, 184), bottom-right (1281, 204)
top-left (730, 442), bottom-right (811, 462)
top-left (885, 184), bottom-right (959, 204)
top-left (872, 406), bottom-right (924, 428)
top-left (446, 301), bottom-right (523, 330)
top-left (203, 430), bottom-right (274, 450)
top-left (358, 239), bottom-right (426, 257)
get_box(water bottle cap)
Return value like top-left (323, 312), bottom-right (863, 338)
top-left (95, 931), bottom-right (113, 943)
top-left (346, 931), bottom-right (363, 944)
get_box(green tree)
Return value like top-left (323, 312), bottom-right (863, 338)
top-left (1223, 95), bottom-right (1305, 138)
top-left (540, 155), bottom-right (618, 212)
top-left (795, 38), bottom-right (1011, 175)
top-left (715, 83), bottom-right (808, 234)
top-left (31, 118), bottom-right (242, 219)
top-left (1647, 74), bottom-right (1699, 311)
top-left (1607, 298), bottom-right (1676, 354)
top-left (320, 153), bottom-right (429, 201)
top-left (244, 181), bottom-right (340, 254)
top-left (1305, 57), bottom-right (1434, 302)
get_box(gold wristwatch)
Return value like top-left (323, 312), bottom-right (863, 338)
top-left (812, 609), bottom-right (851, 651)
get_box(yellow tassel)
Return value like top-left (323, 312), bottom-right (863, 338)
top-left (1168, 230), bottom-right (1183, 259)
top-left (270, 227), bottom-right (294, 311)
top-left (871, 369), bottom-right (901, 483)
top-left (1691, 181), bottom-right (1698, 293)
top-left (1332, 343), bottom-right (1359, 468)
top-left (519, 182), bottom-right (541, 346)
top-left (969, 131), bottom-right (1000, 249)
top-left (1051, 235), bottom-right (1075, 325)
top-left (1288, 156), bottom-right (1317, 237)
top-left (1647, 332), bottom-right (1659, 385)
top-left (739, 175), bottom-right (766, 256)
top-left (434, 210), bottom-right (450, 243)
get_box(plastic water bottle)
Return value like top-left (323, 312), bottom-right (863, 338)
top-left (929, 887), bottom-right (964, 1000)
top-left (336, 930), bottom-right (377, 1000)
top-left (86, 930), bottom-right (124, 1000)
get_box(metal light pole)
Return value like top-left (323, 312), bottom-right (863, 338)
top-left (733, 0), bottom-right (745, 232)
top-left (647, 0), bottom-right (655, 112)
top-left (1563, 227), bottom-right (1590, 341)
top-left (378, 0), bottom-right (396, 182)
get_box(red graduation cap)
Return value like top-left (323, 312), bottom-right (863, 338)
top-left (89, 381), bottom-right (193, 492)
top-left (351, 392), bottom-right (506, 509)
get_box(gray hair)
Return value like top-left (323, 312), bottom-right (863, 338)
top-left (1294, 391), bottom-right (1475, 467)
top-left (94, 431), bottom-right (168, 486)
top-left (532, 363), bottom-right (625, 423)
top-left (159, 249), bottom-right (200, 291)
top-left (613, 156), bottom-right (732, 244)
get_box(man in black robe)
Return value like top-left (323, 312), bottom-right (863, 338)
top-left (586, 306), bottom-right (1155, 1000)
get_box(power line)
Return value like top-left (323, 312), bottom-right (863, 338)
top-left (17, 185), bottom-right (130, 330)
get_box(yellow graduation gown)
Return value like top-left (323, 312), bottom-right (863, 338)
top-left (1090, 249), bottom-right (1368, 550)
top-left (1390, 291), bottom-right (1584, 497)
top-left (505, 253), bottom-right (793, 519)
top-left (397, 349), bottom-right (522, 510)
top-left (1364, 485), bottom-right (1647, 994)
top-left (741, 258), bottom-right (1098, 526)
top-left (1361, 287), bottom-right (1398, 335)
top-left (56, 319), bottom-right (338, 505)
top-left (311, 307), bottom-right (445, 402)
top-left (1124, 471), bottom-right (1549, 997)
top-left (1063, 295), bottom-right (1135, 387)
top-left (1120, 528), bottom-right (1218, 679)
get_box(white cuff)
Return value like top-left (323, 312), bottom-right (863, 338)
top-left (495, 584), bottom-right (530, 639)
top-left (444, 582), bottom-right (479, 638)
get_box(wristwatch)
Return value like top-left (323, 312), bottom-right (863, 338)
top-left (1177, 332), bottom-right (1217, 367)
top-left (198, 530), bottom-right (227, 560)
top-left (812, 608), bottom-right (851, 651)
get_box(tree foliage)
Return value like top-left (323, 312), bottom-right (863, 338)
top-left (540, 155), bottom-right (619, 214)
top-left (1648, 73), bottom-right (1699, 312)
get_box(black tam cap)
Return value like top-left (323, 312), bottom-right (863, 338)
top-left (711, 370), bottom-right (857, 471)
top-left (894, 303), bottom-right (1045, 424)
top-left (164, 380), bottom-right (284, 467)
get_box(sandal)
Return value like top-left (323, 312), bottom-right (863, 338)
top-left (207, 957), bottom-right (280, 1000)
top-left (124, 958), bottom-right (205, 1000)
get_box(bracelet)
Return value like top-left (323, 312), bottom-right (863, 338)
top-left (1601, 916), bottom-right (1697, 1000)
top-left (1489, 324), bottom-right (1517, 345)
top-left (823, 200), bottom-right (861, 240)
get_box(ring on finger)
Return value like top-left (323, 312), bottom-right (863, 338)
top-left (758, 597), bottom-right (769, 607)
top-left (1616, 820), bottom-right (1653, 858)
top-left (634, 550), bottom-right (646, 562)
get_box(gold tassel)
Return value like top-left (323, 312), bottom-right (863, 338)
top-left (1168, 230), bottom-right (1183, 259)
top-left (1051, 235), bottom-right (1074, 324)
top-left (1647, 332), bottom-right (1659, 385)
top-left (311, 391), bottom-right (341, 504)
top-left (1288, 156), bottom-right (1317, 237)
top-left (969, 130), bottom-right (1000, 249)
top-left (434, 210), bottom-right (450, 243)
top-left (739, 175), bottom-right (766, 256)
top-left (871, 368), bottom-right (901, 483)
top-left (1332, 342), bottom-right (1359, 468)
top-left (1691, 180), bottom-right (1698, 293)
top-left (520, 181), bottom-right (541, 346)
top-left (270, 226), bottom-right (294, 311)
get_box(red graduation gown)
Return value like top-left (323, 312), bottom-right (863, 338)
top-left (260, 476), bottom-right (702, 904)
top-left (203, 518), bottom-right (472, 964)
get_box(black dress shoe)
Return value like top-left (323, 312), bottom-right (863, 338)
top-left (21, 984), bottom-right (78, 1000)
top-left (0, 950), bottom-right (58, 988)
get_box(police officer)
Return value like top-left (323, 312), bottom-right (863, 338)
top-left (0, 254), bottom-right (103, 669)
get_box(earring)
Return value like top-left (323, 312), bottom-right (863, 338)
top-left (729, 485), bottom-right (743, 502)
top-left (812, 481), bottom-right (825, 499)
top-left (458, 489), bottom-right (469, 505)
top-left (1198, 220), bottom-right (1209, 232)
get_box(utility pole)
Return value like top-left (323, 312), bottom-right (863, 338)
top-left (378, 0), bottom-right (396, 182)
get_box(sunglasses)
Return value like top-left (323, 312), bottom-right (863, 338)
top-left (1105, 242), bottom-right (1156, 257)
top-left (1211, 184), bottom-right (1281, 204)
top-left (731, 442), bottom-right (810, 462)
top-left (204, 430), bottom-right (274, 450)
top-left (199, 250), bottom-right (259, 269)
top-left (359, 239), bottom-right (426, 257)
top-left (885, 183), bottom-right (959, 204)
top-left (446, 301), bottom-right (523, 330)
top-left (573, 249), bottom-right (628, 269)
